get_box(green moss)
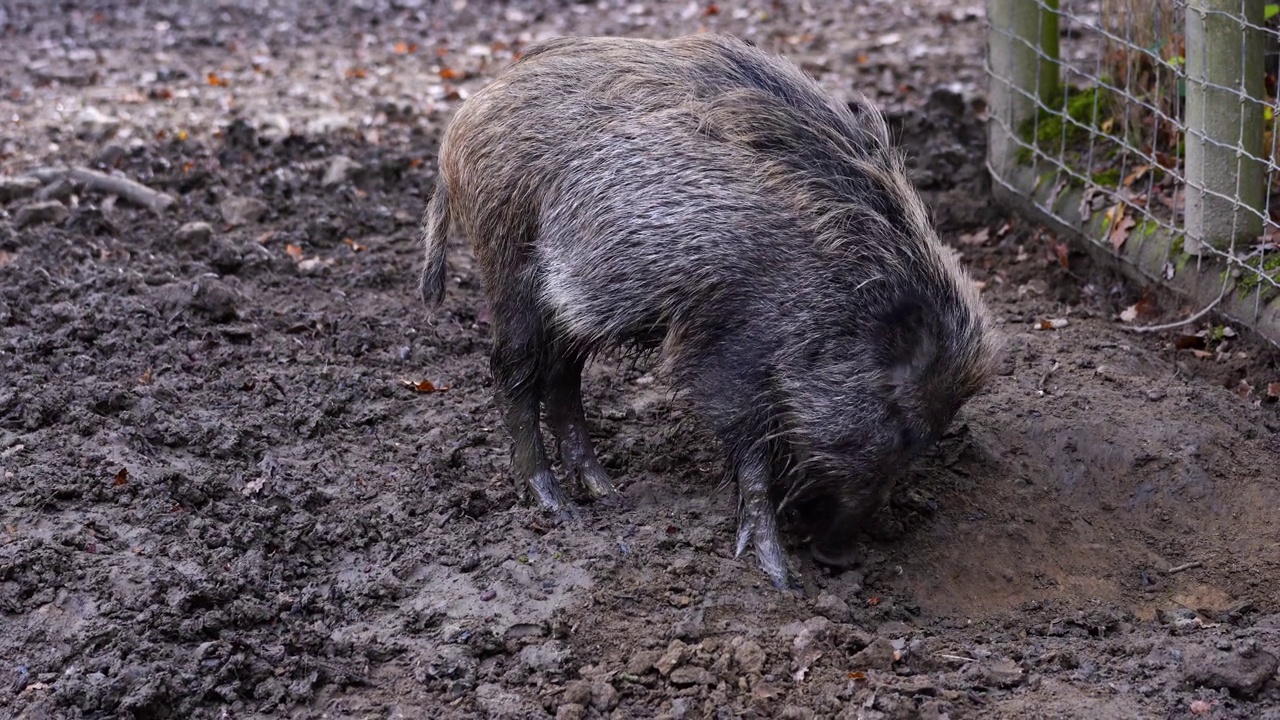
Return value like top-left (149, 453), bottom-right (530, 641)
top-left (1137, 219), bottom-right (1159, 239)
top-left (1091, 168), bottom-right (1122, 187)
top-left (1016, 85), bottom-right (1115, 163)
top-left (1170, 235), bottom-right (1185, 255)
top-left (1235, 251), bottom-right (1280, 296)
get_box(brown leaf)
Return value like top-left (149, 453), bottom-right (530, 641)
top-left (846, 671), bottom-right (866, 680)
top-left (114, 468), bottom-right (129, 486)
top-left (342, 237), bottom-right (366, 252)
top-left (1266, 382), bottom-right (1280, 401)
top-left (1107, 203), bottom-right (1136, 251)
top-left (867, 596), bottom-right (881, 606)
top-left (1132, 287), bottom-right (1159, 321)
top-left (1237, 380), bottom-right (1254, 400)
top-left (345, 67), bottom-right (368, 80)
top-left (703, 3), bottom-right (720, 15)
top-left (1174, 334), bottom-right (1206, 350)
top-left (1051, 242), bottom-right (1070, 269)
top-left (403, 378), bottom-right (450, 393)
top-left (438, 67), bottom-right (464, 80)
top-left (393, 41), bottom-right (417, 54)
top-left (1036, 318), bottom-right (1069, 330)
top-left (1122, 164), bottom-right (1152, 187)
top-left (138, 367), bottom-right (153, 384)
top-left (206, 72), bottom-right (229, 87)
top-left (285, 243), bottom-right (304, 261)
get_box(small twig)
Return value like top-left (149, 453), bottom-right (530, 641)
top-left (1121, 273), bottom-right (1228, 334)
top-left (68, 165), bottom-right (175, 213)
top-left (1037, 360), bottom-right (1060, 392)
top-left (1167, 560), bottom-right (1202, 575)
top-left (31, 165), bottom-right (176, 214)
top-left (934, 653), bottom-right (978, 663)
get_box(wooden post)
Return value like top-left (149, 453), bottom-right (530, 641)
top-left (1184, 0), bottom-right (1266, 255)
top-left (987, 0), bottom-right (1061, 178)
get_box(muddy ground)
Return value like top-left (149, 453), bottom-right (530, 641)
top-left (2, 1), bottom-right (1279, 718)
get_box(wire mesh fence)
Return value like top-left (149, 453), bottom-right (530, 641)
top-left (985, 0), bottom-right (1280, 345)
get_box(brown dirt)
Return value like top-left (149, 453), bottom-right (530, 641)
top-left (2, 1), bottom-right (1279, 719)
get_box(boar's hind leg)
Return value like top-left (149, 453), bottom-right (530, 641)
top-left (732, 451), bottom-right (797, 590)
top-left (490, 310), bottom-right (575, 519)
top-left (542, 348), bottom-right (621, 504)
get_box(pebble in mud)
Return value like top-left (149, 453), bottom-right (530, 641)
top-left (174, 221), bottom-right (214, 247)
top-left (0, 175), bottom-right (41, 202)
top-left (654, 639), bottom-right (688, 677)
top-left (813, 591), bottom-right (852, 622)
top-left (851, 638), bottom-right (898, 671)
top-left (731, 638), bottom-right (766, 674)
top-left (14, 200), bottom-right (69, 228)
top-left (220, 195), bottom-right (269, 226)
top-left (1181, 643), bottom-right (1279, 696)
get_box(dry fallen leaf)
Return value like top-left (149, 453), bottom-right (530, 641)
top-left (138, 367), bottom-right (153, 384)
top-left (1036, 318), bottom-right (1070, 330)
top-left (867, 596), bottom-right (880, 606)
top-left (1265, 382), bottom-right (1280, 401)
top-left (404, 378), bottom-right (450, 393)
top-left (285, 243), bottom-right (304, 261)
top-left (1051, 241), bottom-right (1070, 269)
top-left (439, 67), bottom-right (464, 80)
top-left (1123, 164), bottom-right (1152, 187)
top-left (1107, 203), bottom-right (1137, 251)
top-left (114, 468), bottom-right (129, 486)
top-left (394, 41), bottom-right (418, 54)
top-left (958, 227), bottom-right (990, 246)
top-left (343, 237), bottom-right (366, 252)
top-left (345, 67), bottom-right (368, 80)
top-left (206, 72), bottom-right (229, 87)
top-left (1174, 334), bottom-right (1206, 350)
top-left (1190, 349), bottom-right (1214, 359)
top-left (242, 475), bottom-right (268, 496)
top-left (846, 671), bottom-right (866, 680)
top-left (1238, 380), bottom-right (1255, 400)
top-left (703, 3), bottom-right (721, 15)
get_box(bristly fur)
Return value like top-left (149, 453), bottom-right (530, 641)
top-left (420, 33), bottom-right (1002, 585)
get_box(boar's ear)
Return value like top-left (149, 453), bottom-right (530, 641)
top-left (881, 296), bottom-right (938, 391)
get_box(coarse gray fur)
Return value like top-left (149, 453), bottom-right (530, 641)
top-left (418, 33), bottom-right (1002, 589)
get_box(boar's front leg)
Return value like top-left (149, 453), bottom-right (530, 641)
top-left (731, 448), bottom-right (796, 590)
top-left (489, 307), bottom-right (575, 519)
top-left (542, 346), bottom-right (621, 504)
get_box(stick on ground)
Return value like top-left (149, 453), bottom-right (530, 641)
top-left (68, 165), bottom-right (176, 214)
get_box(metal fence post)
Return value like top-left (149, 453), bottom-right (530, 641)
top-left (987, 0), bottom-right (1059, 178)
top-left (1184, 0), bottom-right (1266, 255)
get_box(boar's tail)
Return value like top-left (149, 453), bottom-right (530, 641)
top-left (419, 177), bottom-right (451, 309)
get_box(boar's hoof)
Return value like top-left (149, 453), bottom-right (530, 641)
top-left (528, 468), bottom-right (580, 521)
top-left (734, 509), bottom-right (799, 590)
top-left (809, 539), bottom-right (862, 570)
